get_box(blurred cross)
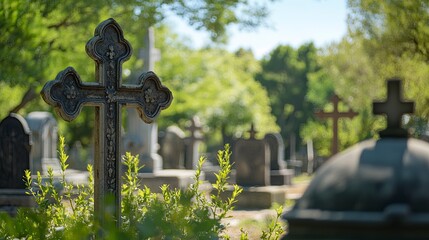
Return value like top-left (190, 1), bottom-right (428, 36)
top-left (248, 123), bottom-right (258, 139)
top-left (373, 78), bottom-right (414, 137)
top-left (315, 94), bottom-right (358, 155)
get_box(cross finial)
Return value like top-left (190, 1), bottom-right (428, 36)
top-left (248, 123), bottom-right (258, 139)
top-left (373, 78), bottom-right (414, 138)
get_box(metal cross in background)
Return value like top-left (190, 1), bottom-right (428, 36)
top-left (373, 78), bottom-right (414, 138)
top-left (315, 94), bottom-right (358, 155)
top-left (41, 18), bottom-right (173, 225)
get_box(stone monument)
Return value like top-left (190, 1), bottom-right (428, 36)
top-left (0, 114), bottom-right (35, 214)
top-left (264, 133), bottom-right (294, 185)
top-left (41, 18), bottom-right (173, 226)
top-left (160, 126), bottom-right (186, 169)
top-left (184, 116), bottom-right (203, 169)
top-left (123, 27), bottom-right (162, 173)
top-left (282, 78), bottom-right (429, 239)
top-left (225, 124), bottom-right (287, 209)
top-left (25, 111), bottom-right (61, 174)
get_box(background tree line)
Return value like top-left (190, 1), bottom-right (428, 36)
top-left (1, 0), bottom-right (428, 157)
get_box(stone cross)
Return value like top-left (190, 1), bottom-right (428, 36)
top-left (315, 94), bottom-right (358, 155)
top-left (247, 123), bottom-right (258, 139)
top-left (184, 116), bottom-right (203, 169)
top-left (124, 27), bottom-right (163, 172)
top-left (373, 78), bottom-right (414, 137)
top-left (41, 19), bottom-right (173, 225)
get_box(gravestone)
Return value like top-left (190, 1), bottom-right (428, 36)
top-left (0, 114), bottom-right (34, 214)
top-left (315, 94), bottom-right (358, 155)
top-left (161, 126), bottom-right (186, 169)
top-left (234, 124), bottom-right (270, 186)
top-left (68, 141), bottom-right (86, 170)
top-left (123, 27), bottom-right (163, 173)
top-left (41, 18), bottom-right (173, 225)
top-left (286, 134), bottom-right (303, 175)
top-left (25, 111), bottom-right (61, 174)
top-left (225, 124), bottom-right (287, 209)
top-left (184, 116), bottom-right (203, 169)
top-left (264, 133), bottom-right (294, 185)
top-left (283, 79), bottom-right (426, 240)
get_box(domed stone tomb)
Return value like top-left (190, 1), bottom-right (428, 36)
top-left (283, 79), bottom-right (429, 239)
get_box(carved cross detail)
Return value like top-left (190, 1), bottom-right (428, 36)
top-left (315, 94), bottom-right (358, 155)
top-left (41, 18), bottom-right (172, 225)
top-left (247, 123), bottom-right (258, 139)
top-left (373, 78), bottom-right (414, 137)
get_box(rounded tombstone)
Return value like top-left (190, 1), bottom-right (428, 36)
top-left (283, 79), bottom-right (429, 240)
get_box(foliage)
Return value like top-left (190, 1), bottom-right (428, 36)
top-left (0, 0), bottom-right (274, 147)
top-left (156, 39), bottom-right (279, 146)
top-left (0, 139), bottom-right (284, 239)
top-left (256, 43), bottom-right (324, 154)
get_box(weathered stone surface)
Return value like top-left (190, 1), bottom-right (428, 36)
top-left (221, 185), bottom-right (286, 209)
top-left (138, 169), bottom-right (206, 193)
top-left (264, 133), bottom-right (294, 185)
top-left (264, 133), bottom-right (286, 171)
top-left (40, 18), bottom-right (172, 224)
top-left (234, 125), bottom-right (270, 186)
top-left (0, 114), bottom-right (31, 189)
top-left (161, 126), bottom-right (185, 169)
top-left (25, 111), bottom-right (61, 174)
top-left (184, 116), bottom-right (203, 169)
top-left (0, 114), bottom-right (34, 215)
top-left (124, 27), bottom-right (163, 173)
top-left (283, 79), bottom-right (426, 240)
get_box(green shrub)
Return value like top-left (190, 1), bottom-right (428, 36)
top-left (0, 137), bottom-right (284, 239)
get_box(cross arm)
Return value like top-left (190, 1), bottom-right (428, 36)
top-left (119, 71), bottom-right (173, 124)
top-left (41, 67), bottom-right (104, 122)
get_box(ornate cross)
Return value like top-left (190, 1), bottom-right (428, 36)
top-left (315, 94), bottom-right (358, 155)
top-left (41, 18), bottom-right (173, 225)
top-left (373, 78), bottom-right (414, 138)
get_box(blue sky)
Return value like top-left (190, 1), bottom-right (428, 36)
top-left (165, 0), bottom-right (348, 59)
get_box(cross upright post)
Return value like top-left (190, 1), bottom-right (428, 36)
top-left (373, 78), bottom-right (414, 138)
top-left (247, 123), bottom-right (258, 139)
top-left (41, 18), bottom-right (173, 226)
top-left (184, 116), bottom-right (204, 169)
top-left (315, 94), bottom-right (358, 155)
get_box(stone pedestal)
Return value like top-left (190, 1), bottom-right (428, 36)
top-left (0, 189), bottom-right (35, 215)
top-left (221, 185), bottom-right (287, 209)
top-left (271, 169), bottom-right (294, 185)
top-left (201, 161), bottom-right (236, 184)
top-left (138, 169), bottom-right (206, 193)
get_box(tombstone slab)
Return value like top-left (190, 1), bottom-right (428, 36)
top-left (264, 133), bottom-right (294, 185)
top-left (0, 114), bottom-right (35, 214)
top-left (226, 124), bottom-right (288, 209)
top-left (160, 126), bottom-right (185, 169)
top-left (25, 111), bottom-right (61, 174)
top-left (234, 139), bottom-right (270, 186)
